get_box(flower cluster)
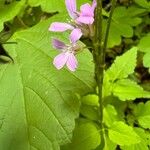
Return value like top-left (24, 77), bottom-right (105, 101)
top-left (49, 0), bottom-right (96, 71)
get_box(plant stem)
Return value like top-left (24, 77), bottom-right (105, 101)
top-left (103, 0), bottom-right (117, 52)
top-left (93, 0), bottom-right (117, 149)
top-left (93, 0), bottom-right (105, 149)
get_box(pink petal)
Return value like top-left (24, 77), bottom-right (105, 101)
top-left (92, 0), bottom-right (97, 12)
top-left (53, 52), bottom-right (69, 70)
top-left (70, 28), bottom-right (82, 44)
top-left (52, 39), bottom-right (66, 50)
top-left (66, 53), bottom-right (78, 71)
top-left (65, 0), bottom-right (77, 19)
top-left (49, 22), bottom-right (74, 32)
top-left (80, 3), bottom-right (94, 17)
top-left (76, 16), bottom-right (94, 24)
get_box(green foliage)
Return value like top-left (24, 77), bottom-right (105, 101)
top-left (134, 0), bottom-right (150, 10)
top-left (138, 34), bottom-right (150, 69)
top-left (104, 7), bottom-right (145, 48)
top-left (113, 79), bottom-right (150, 101)
top-left (0, 0), bottom-right (25, 32)
top-left (104, 47), bottom-right (150, 100)
top-left (0, 0), bottom-right (150, 149)
top-left (106, 47), bottom-right (137, 81)
top-left (81, 94), bottom-right (99, 107)
top-left (133, 101), bottom-right (150, 129)
top-left (0, 14), bottom-right (95, 150)
top-left (63, 122), bottom-right (101, 150)
top-left (121, 128), bottom-right (149, 150)
top-left (28, 0), bottom-right (91, 13)
top-left (108, 121), bottom-right (141, 146)
top-left (80, 105), bottom-right (99, 121)
top-left (103, 104), bottom-right (118, 127)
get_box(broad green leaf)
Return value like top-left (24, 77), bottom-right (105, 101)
top-left (133, 101), bottom-right (150, 129)
top-left (0, 0), bottom-right (25, 32)
top-left (27, 0), bottom-right (91, 13)
top-left (104, 6), bottom-right (145, 48)
top-left (138, 34), bottom-right (150, 68)
top-left (64, 122), bottom-right (101, 150)
top-left (108, 121), bottom-right (141, 146)
top-left (103, 105), bottom-right (118, 127)
top-left (121, 128), bottom-right (149, 150)
top-left (106, 47), bottom-right (137, 81)
top-left (81, 94), bottom-right (99, 107)
top-left (113, 79), bottom-right (150, 101)
top-left (0, 14), bottom-right (95, 150)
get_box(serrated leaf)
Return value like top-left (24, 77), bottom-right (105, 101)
top-left (121, 128), bottom-right (149, 150)
top-left (133, 101), bottom-right (150, 129)
top-left (108, 121), bottom-right (141, 146)
top-left (0, 14), bottom-right (95, 150)
top-left (113, 79), bottom-right (150, 101)
top-left (0, 0), bottom-right (25, 32)
top-left (106, 47), bottom-right (137, 81)
top-left (63, 122), bottom-right (101, 150)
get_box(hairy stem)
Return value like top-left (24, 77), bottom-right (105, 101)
top-left (93, 0), bottom-right (105, 149)
top-left (93, 0), bottom-right (117, 149)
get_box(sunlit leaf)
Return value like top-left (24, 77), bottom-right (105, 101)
top-left (108, 121), bottom-right (141, 146)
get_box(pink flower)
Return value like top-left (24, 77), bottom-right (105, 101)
top-left (49, 0), bottom-right (96, 37)
top-left (52, 29), bottom-right (82, 71)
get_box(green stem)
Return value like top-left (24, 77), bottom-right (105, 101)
top-left (93, 0), bottom-right (117, 149)
top-left (103, 0), bottom-right (117, 52)
top-left (93, 0), bottom-right (105, 149)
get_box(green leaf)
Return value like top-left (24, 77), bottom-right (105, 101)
top-left (106, 47), bottom-right (137, 81)
top-left (80, 105), bottom-right (99, 121)
top-left (108, 121), bottom-right (141, 146)
top-left (133, 101), bottom-right (150, 129)
top-left (103, 135), bottom-right (117, 150)
top-left (81, 94), bottom-right (99, 107)
top-left (0, 14), bottom-right (95, 150)
top-left (113, 79), bottom-right (150, 101)
top-left (27, 0), bottom-right (91, 13)
top-left (103, 72), bottom-right (112, 97)
top-left (134, 0), bottom-right (150, 9)
top-left (65, 122), bottom-right (101, 150)
top-left (103, 105), bottom-right (118, 127)
top-left (138, 34), bottom-right (150, 68)
top-left (138, 34), bottom-right (150, 53)
top-left (143, 52), bottom-right (150, 68)
top-left (121, 128), bottom-right (149, 150)
top-left (0, 0), bottom-right (25, 32)
top-left (104, 6), bottom-right (145, 48)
